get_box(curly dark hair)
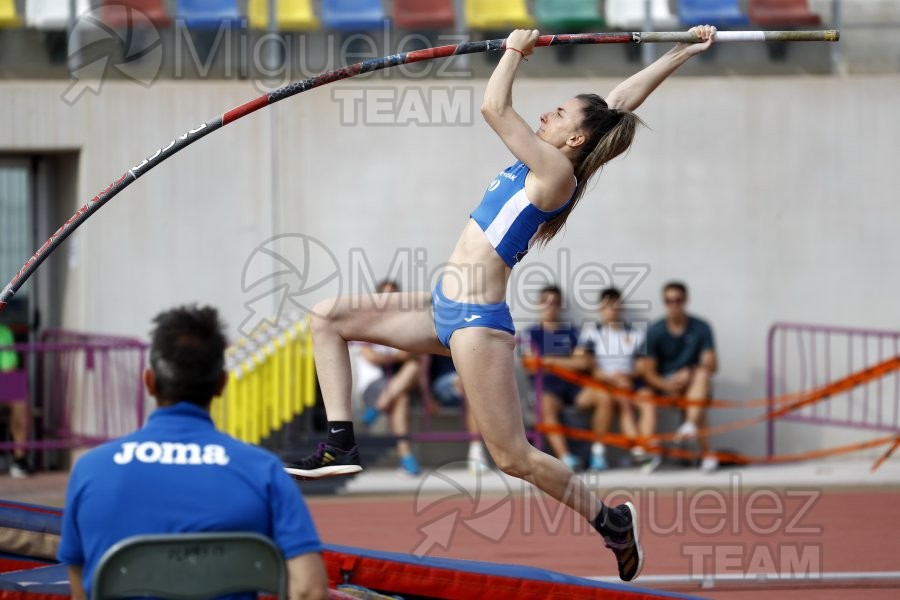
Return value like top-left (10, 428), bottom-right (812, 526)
top-left (148, 305), bottom-right (227, 406)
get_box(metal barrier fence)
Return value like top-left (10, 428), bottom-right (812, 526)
top-left (767, 322), bottom-right (900, 457)
top-left (0, 321), bottom-right (317, 456)
top-left (0, 330), bottom-right (147, 453)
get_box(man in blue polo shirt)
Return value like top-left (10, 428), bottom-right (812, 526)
top-left (59, 306), bottom-right (328, 600)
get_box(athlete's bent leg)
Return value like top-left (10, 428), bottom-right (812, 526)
top-left (449, 327), bottom-right (643, 581)
top-left (286, 292), bottom-right (445, 480)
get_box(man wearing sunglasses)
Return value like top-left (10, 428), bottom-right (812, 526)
top-left (638, 281), bottom-right (718, 472)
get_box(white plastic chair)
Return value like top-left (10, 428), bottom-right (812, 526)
top-left (605, 0), bottom-right (677, 30)
top-left (25, 0), bottom-right (91, 30)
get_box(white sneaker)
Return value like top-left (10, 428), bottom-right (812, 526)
top-left (467, 445), bottom-right (488, 474)
top-left (700, 454), bottom-right (719, 473)
top-left (641, 455), bottom-right (663, 474)
top-left (9, 458), bottom-right (34, 479)
top-left (674, 421), bottom-right (698, 441)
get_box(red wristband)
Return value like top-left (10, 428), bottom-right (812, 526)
top-left (506, 47), bottom-right (528, 61)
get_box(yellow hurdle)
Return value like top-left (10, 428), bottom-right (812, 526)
top-left (215, 316), bottom-right (317, 445)
top-left (303, 317), bottom-right (316, 409)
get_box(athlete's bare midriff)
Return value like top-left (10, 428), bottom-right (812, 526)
top-left (441, 219), bottom-right (512, 305)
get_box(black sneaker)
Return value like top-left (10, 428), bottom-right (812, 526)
top-left (596, 501), bottom-right (644, 582)
top-left (284, 443), bottom-right (363, 480)
top-left (10, 457), bottom-right (34, 479)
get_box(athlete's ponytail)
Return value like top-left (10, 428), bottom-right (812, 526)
top-left (533, 94), bottom-right (644, 246)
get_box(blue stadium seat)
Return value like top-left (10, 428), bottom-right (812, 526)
top-left (321, 0), bottom-right (387, 32)
top-left (0, 0), bottom-right (22, 27)
top-left (393, 0), bottom-right (455, 30)
top-left (678, 0), bottom-right (749, 28)
top-left (175, 0), bottom-right (242, 29)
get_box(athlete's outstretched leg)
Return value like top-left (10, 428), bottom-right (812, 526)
top-left (285, 291), bottom-right (445, 479)
top-left (449, 327), bottom-right (643, 581)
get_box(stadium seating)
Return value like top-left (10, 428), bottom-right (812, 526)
top-left (249, 0), bottom-right (320, 30)
top-left (0, 0), bottom-right (22, 27)
top-left (605, 0), bottom-right (678, 30)
top-left (677, 0), bottom-right (749, 28)
top-left (393, 0), bottom-right (455, 31)
top-left (175, 0), bottom-right (242, 29)
top-left (320, 0), bottom-right (387, 31)
top-left (25, 0), bottom-right (90, 29)
top-left (749, 0), bottom-right (820, 27)
top-left (102, 0), bottom-right (171, 28)
top-left (534, 0), bottom-right (604, 32)
top-left (464, 0), bottom-right (534, 30)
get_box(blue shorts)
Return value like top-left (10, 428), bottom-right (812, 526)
top-left (432, 280), bottom-right (515, 349)
top-left (539, 376), bottom-right (582, 406)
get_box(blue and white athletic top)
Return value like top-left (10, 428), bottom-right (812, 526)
top-left (471, 161), bottom-right (575, 268)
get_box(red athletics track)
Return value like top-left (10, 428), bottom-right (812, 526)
top-left (307, 486), bottom-right (900, 599)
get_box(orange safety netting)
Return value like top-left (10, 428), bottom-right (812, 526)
top-left (523, 355), bottom-right (900, 472)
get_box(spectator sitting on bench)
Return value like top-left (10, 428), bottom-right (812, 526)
top-left (574, 287), bottom-right (655, 471)
top-left (359, 280), bottom-right (423, 477)
top-left (523, 285), bottom-right (594, 471)
top-left (638, 281), bottom-right (719, 473)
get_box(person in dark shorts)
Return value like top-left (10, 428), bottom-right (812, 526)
top-left (523, 285), bottom-right (587, 471)
top-left (638, 281), bottom-right (718, 472)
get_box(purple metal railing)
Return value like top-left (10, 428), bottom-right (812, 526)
top-left (766, 322), bottom-right (900, 457)
top-left (0, 330), bottom-right (147, 452)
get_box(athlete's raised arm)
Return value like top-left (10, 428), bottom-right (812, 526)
top-left (606, 25), bottom-right (716, 112)
top-left (480, 29), bottom-right (575, 209)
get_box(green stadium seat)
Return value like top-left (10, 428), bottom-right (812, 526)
top-left (25, 0), bottom-right (91, 30)
top-left (678, 0), bottom-right (749, 28)
top-left (535, 0), bottom-right (604, 32)
top-left (464, 0), bottom-right (533, 30)
top-left (749, 0), bottom-right (820, 27)
top-left (393, 0), bottom-right (455, 30)
top-left (249, 0), bottom-right (320, 30)
top-left (320, 0), bottom-right (387, 32)
top-left (102, 0), bottom-right (171, 28)
top-left (606, 0), bottom-right (677, 30)
top-left (0, 0), bottom-right (22, 27)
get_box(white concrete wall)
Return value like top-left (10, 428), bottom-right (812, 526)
top-left (1, 75), bottom-right (898, 456)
